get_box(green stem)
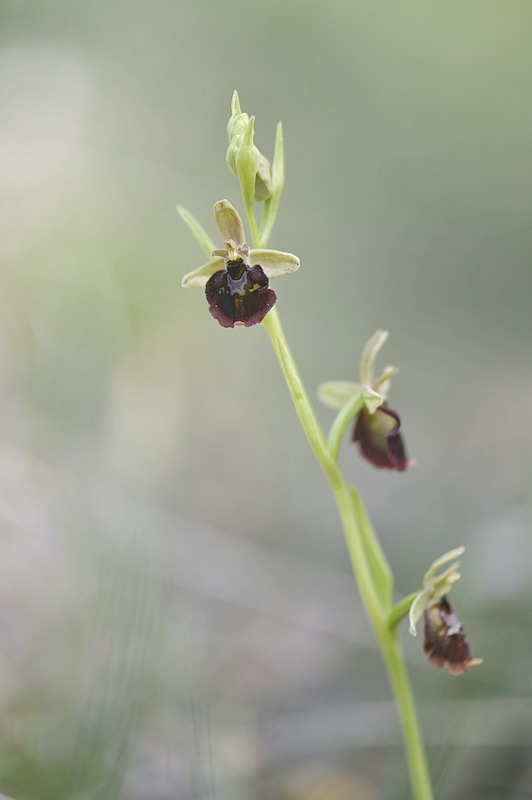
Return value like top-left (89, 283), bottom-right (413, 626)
top-left (245, 203), bottom-right (261, 249)
top-left (379, 633), bottom-right (434, 800)
top-left (351, 486), bottom-right (394, 612)
top-left (388, 591), bottom-right (419, 632)
top-left (261, 306), bottom-right (434, 800)
top-left (262, 308), bottom-right (336, 483)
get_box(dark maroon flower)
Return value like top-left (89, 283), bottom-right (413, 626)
top-left (205, 257), bottom-right (276, 328)
top-left (423, 597), bottom-right (480, 676)
top-left (319, 330), bottom-right (409, 471)
top-left (180, 200), bottom-right (299, 326)
top-left (352, 403), bottom-right (408, 471)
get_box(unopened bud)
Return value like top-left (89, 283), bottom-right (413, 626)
top-left (226, 91), bottom-right (273, 203)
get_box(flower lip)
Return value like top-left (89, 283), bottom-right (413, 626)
top-left (353, 404), bottom-right (408, 471)
top-left (205, 261), bottom-right (276, 328)
top-left (423, 597), bottom-right (482, 676)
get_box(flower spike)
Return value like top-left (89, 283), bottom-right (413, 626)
top-left (226, 91), bottom-right (273, 203)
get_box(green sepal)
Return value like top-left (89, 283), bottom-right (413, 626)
top-left (318, 381), bottom-right (363, 409)
top-left (251, 249), bottom-right (300, 278)
top-left (351, 487), bottom-right (394, 612)
top-left (177, 205), bottom-right (216, 258)
top-left (408, 546), bottom-right (465, 636)
top-left (359, 329), bottom-right (389, 386)
top-left (213, 199), bottom-right (246, 244)
top-left (181, 256), bottom-right (224, 288)
top-left (318, 381), bottom-right (384, 414)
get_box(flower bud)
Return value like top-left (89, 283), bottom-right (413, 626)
top-left (226, 90), bottom-right (248, 147)
top-left (226, 91), bottom-right (273, 203)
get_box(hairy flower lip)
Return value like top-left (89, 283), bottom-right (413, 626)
top-left (205, 262), bottom-right (276, 328)
top-left (423, 597), bottom-right (482, 676)
top-left (353, 404), bottom-right (408, 471)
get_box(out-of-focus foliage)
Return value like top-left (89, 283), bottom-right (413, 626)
top-left (0, 2), bottom-right (531, 798)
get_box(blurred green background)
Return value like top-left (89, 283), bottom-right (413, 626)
top-left (1, 1), bottom-right (531, 798)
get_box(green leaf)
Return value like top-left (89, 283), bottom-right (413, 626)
top-left (351, 487), bottom-right (393, 611)
top-left (260, 121), bottom-right (284, 245)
